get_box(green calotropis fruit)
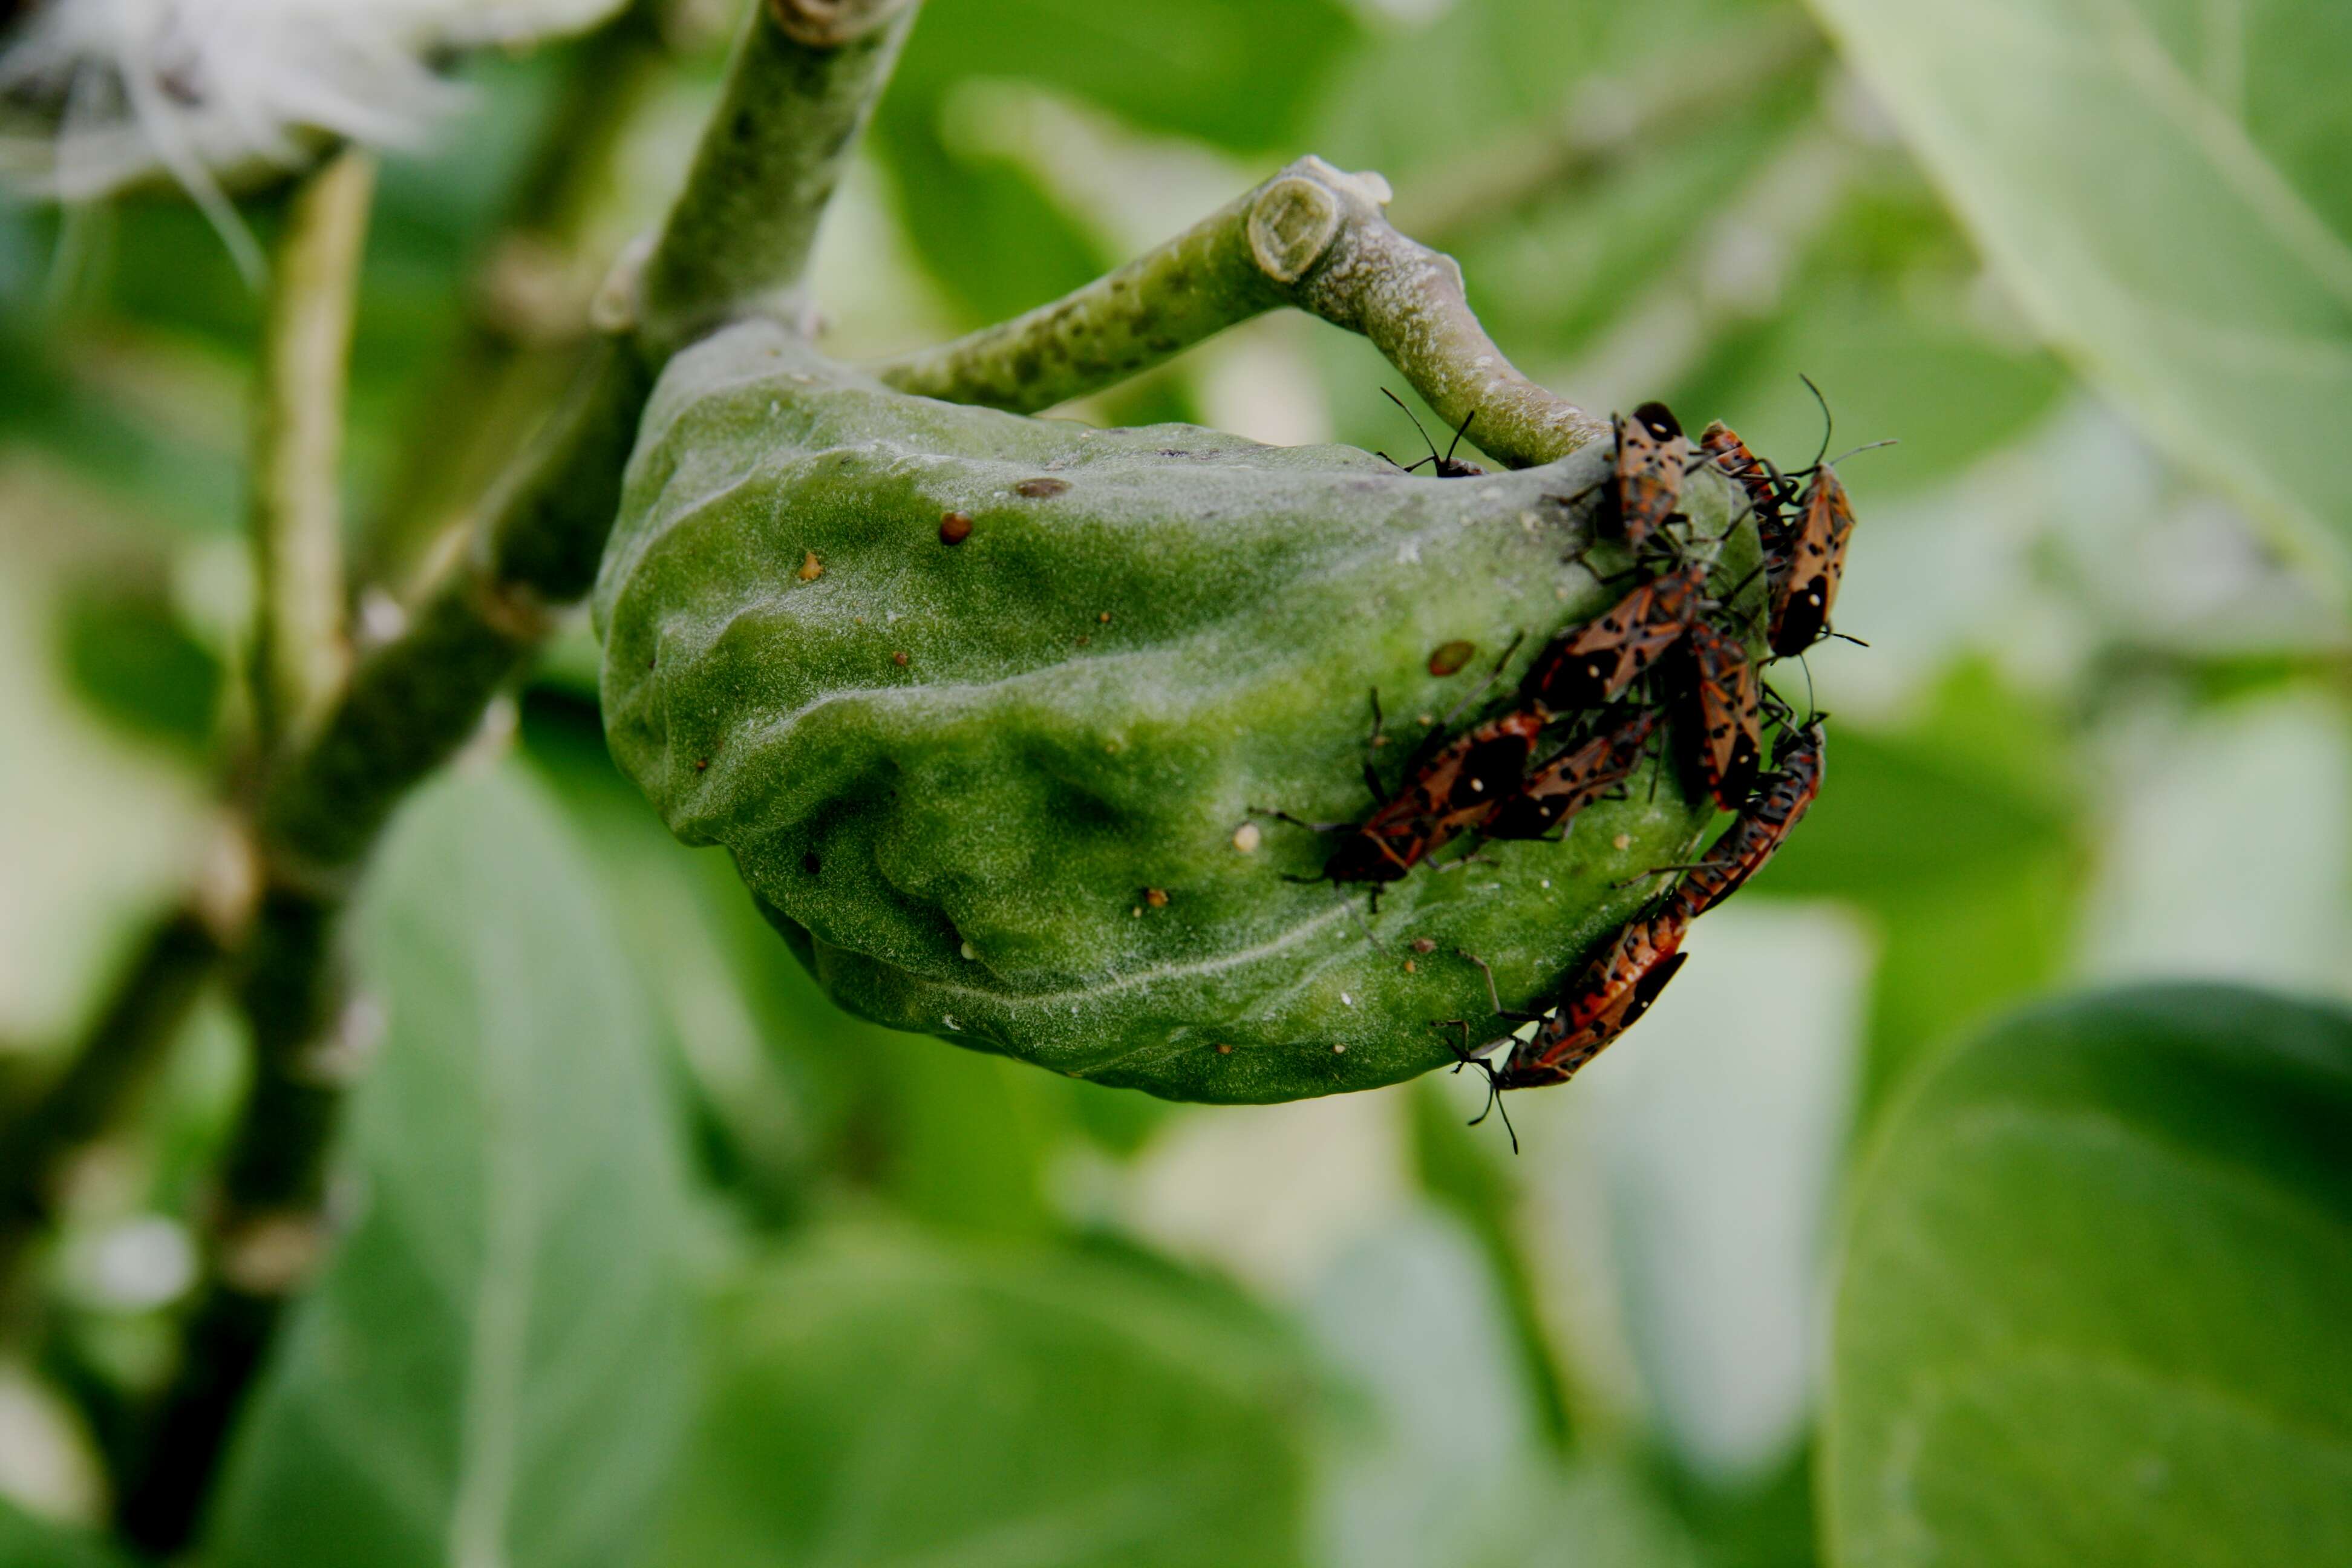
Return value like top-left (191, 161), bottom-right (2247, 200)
top-left (594, 320), bottom-right (1763, 1103)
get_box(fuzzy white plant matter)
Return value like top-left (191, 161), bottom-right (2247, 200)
top-left (0, 0), bottom-right (627, 273)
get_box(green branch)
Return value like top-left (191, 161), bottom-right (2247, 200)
top-left (0, 910), bottom-right (223, 1299)
top-left (250, 149), bottom-right (374, 748)
top-left (1385, 13), bottom-right (1823, 241)
top-left (359, 2), bottom-right (677, 591)
top-left (875, 155), bottom-right (1608, 466)
top-left (635, 0), bottom-right (923, 356)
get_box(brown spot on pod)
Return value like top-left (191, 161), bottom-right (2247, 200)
top-left (1428, 640), bottom-right (1477, 677)
top-left (797, 551), bottom-right (823, 581)
top-left (939, 511), bottom-right (973, 545)
top-left (1016, 477), bottom-right (1070, 498)
top-left (892, 650), bottom-right (909, 667)
top-left (1145, 887), bottom-right (1169, 908)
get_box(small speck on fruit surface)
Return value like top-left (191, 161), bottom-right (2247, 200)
top-left (1333, 1043), bottom-right (1347, 1053)
top-left (1145, 887), bottom-right (1169, 908)
top-left (1410, 938), bottom-right (1436, 954)
top-left (939, 510), bottom-right (973, 544)
top-left (892, 650), bottom-right (909, 667)
top-left (1131, 906), bottom-right (1143, 917)
top-left (1216, 1043), bottom-right (1232, 1054)
top-left (1404, 959), bottom-right (1417, 973)
top-left (1098, 610), bottom-right (1112, 624)
top-left (797, 550), bottom-right (823, 581)
top-left (1612, 832), bottom-right (1631, 850)
top-left (960, 941), bottom-right (976, 959)
top-left (1016, 477), bottom-right (1070, 498)
top-left (1417, 713), bottom-right (1435, 727)
top-left (694, 759), bottom-right (709, 772)
top-left (1428, 639), bottom-right (1476, 676)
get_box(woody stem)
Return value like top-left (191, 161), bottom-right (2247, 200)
top-left (873, 155), bottom-right (1608, 468)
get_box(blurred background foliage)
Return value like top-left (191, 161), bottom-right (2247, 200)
top-left (1, 0), bottom-right (2348, 1562)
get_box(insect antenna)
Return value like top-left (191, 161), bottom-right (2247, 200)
top-left (1821, 439), bottom-right (1900, 469)
top-left (1443, 406), bottom-right (1478, 465)
top-left (1826, 630), bottom-right (1871, 648)
top-left (1800, 373), bottom-right (1834, 473)
top-left (1379, 387), bottom-right (1443, 474)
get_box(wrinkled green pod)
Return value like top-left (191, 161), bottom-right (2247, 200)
top-left (595, 321), bottom-right (1760, 1102)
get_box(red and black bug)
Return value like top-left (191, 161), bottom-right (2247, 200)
top-left (1521, 561), bottom-right (1708, 713)
top-left (1767, 463), bottom-right (1856, 657)
top-left (1485, 707), bottom-right (1661, 840)
top-left (1683, 619), bottom-right (1762, 809)
top-left (1664, 719), bottom-right (1826, 920)
top-left (1699, 419), bottom-right (1789, 550)
top-left (1497, 910), bottom-right (1690, 1089)
top-left (1315, 707), bottom-right (1547, 883)
top-left (1440, 906), bottom-right (1694, 1138)
top-left (1609, 402), bottom-right (1688, 552)
top-left (1378, 388), bottom-right (1485, 479)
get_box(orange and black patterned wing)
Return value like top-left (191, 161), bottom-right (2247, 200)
top-left (1499, 912), bottom-right (1690, 1088)
top-left (1613, 403), bottom-right (1688, 551)
top-left (1700, 419), bottom-right (1786, 549)
top-left (1668, 721), bottom-right (1826, 919)
top-left (1486, 709), bottom-right (1659, 840)
top-left (1524, 566), bottom-right (1704, 712)
top-left (1768, 466), bottom-right (1856, 656)
top-left (1685, 621), bottom-right (1761, 809)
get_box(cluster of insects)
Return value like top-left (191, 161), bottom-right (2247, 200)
top-left (1270, 387), bottom-right (1874, 1147)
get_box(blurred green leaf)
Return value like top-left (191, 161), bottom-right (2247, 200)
top-left (1318, 0), bottom-right (1789, 175)
top-left (0, 1501), bottom-right (129, 1568)
top-left (1855, 856), bottom-right (2076, 1122)
top-left (1826, 985), bottom-right (2352, 1566)
top-left (1801, 0), bottom-right (2352, 559)
top-left (204, 760), bottom-right (696, 1568)
top-left (0, 319), bottom-right (243, 536)
top-left (870, 99), bottom-right (1112, 330)
top-left (655, 1223), bottom-right (1320, 1568)
top-left (1755, 664), bottom-right (2085, 1123)
top-left (1653, 1444), bottom-right (1820, 1568)
top-left (1317, 0), bottom-right (1819, 392)
top-left (1751, 725), bottom-right (2072, 903)
top-left (1674, 195), bottom-right (2069, 498)
top-left (863, 1037), bottom-right (1075, 1237)
top-left (893, 0), bottom-right (1362, 152)
top-left (55, 575), bottom-right (221, 759)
